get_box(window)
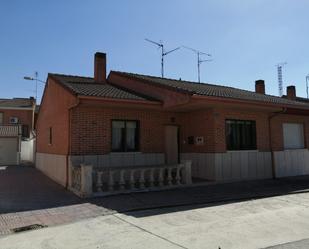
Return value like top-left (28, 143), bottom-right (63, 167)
top-left (226, 119), bottom-right (257, 150)
top-left (22, 125), bottom-right (29, 138)
top-left (112, 120), bottom-right (139, 152)
top-left (0, 113), bottom-right (3, 125)
top-left (49, 127), bottom-right (53, 145)
top-left (283, 123), bottom-right (304, 150)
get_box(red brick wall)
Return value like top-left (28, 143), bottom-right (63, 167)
top-left (0, 109), bottom-right (33, 129)
top-left (179, 109), bottom-right (215, 153)
top-left (36, 78), bottom-right (77, 155)
top-left (70, 106), bottom-right (181, 155)
top-left (212, 108), bottom-right (271, 152)
top-left (69, 105), bottom-right (309, 155)
top-left (270, 114), bottom-right (309, 151)
top-left (108, 73), bottom-right (191, 108)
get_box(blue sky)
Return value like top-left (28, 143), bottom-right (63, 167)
top-left (0, 0), bottom-right (309, 102)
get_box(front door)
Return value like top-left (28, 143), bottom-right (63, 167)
top-left (165, 125), bottom-right (179, 164)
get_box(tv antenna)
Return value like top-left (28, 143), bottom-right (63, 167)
top-left (276, 62), bottom-right (287, 97)
top-left (306, 74), bottom-right (309, 99)
top-left (183, 46), bottom-right (212, 83)
top-left (145, 38), bottom-right (180, 78)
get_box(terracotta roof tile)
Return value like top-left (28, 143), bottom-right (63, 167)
top-left (0, 98), bottom-right (33, 108)
top-left (113, 71), bottom-right (309, 108)
top-left (49, 73), bottom-right (154, 101)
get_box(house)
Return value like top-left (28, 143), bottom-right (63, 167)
top-left (0, 97), bottom-right (36, 165)
top-left (36, 52), bottom-right (309, 197)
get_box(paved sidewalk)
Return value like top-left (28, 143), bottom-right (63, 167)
top-left (2, 165), bottom-right (309, 237)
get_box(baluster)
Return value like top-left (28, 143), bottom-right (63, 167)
top-left (129, 170), bottom-right (135, 189)
top-left (140, 169), bottom-right (145, 189)
top-left (167, 168), bottom-right (173, 185)
top-left (158, 168), bottom-right (164, 187)
top-left (149, 168), bottom-right (154, 188)
top-left (108, 170), bottom-right (114, 191)
top-left (96, 171), bottom-right (103, 192)
top-left (175, 167), bottom-right (181, 185)
top-left (119, 170), bottom-right (125, 190)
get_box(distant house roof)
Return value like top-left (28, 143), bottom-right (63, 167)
top-left (112, 71), bottom-right (309, 108)
top-left (49, 73), bottom-right (155, 101)
top-left (0, 98), bottom-right (34, 109)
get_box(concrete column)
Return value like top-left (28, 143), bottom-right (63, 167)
top-left (181, 160), bottom-right (192, 184)
top-left (80, 164), bottom-right (93, 197)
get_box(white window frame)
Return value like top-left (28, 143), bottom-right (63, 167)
top-left (283, 123), bottom-right (305, 150)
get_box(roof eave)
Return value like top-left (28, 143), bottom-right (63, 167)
top-left (77, 95), bottom-right (162, 106)
top-left (110, 71), bottom-right (194, 95)
top-left (192, 94), bottom-right (309, 111)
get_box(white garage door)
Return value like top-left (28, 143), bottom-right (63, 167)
top-left (0, 138), bottom-right (19, 165)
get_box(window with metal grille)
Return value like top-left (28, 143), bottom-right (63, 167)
top-left (226, 119), bottom-right (257, 150)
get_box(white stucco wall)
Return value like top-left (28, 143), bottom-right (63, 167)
top-left (274, 149), bottom-right (309, 177)
top-left (36, 152), bottom-right (67, 186)
top-left (69, 153), bottom-right (165, 168)
top-left (21, 139), bottom-right (35, 163)
top-left (181, 151), bottom-right (272, 182)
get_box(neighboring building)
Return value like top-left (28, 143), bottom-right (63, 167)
top-left (0, 97), bottom-right (36, 165)
top-left (36, 52), bottom-right (309, 196)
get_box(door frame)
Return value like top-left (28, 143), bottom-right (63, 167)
top-left (164, 125), bottom-right (180, 164)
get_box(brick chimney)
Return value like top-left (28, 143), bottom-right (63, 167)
top-left (29, 96), bottom-right (36, 106)
top-left (255, 80), bottom-right (265, 94)
top-left (287, 85), bottom-right (296, 100)
top-left (94, 52), bottom-right (106, 83)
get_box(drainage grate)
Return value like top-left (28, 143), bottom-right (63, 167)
top-left (11, 224), bottom-right (47, 233)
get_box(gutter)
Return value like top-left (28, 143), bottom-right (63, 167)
top-left (78, 95), bottom-right (161, 106)
top-left (268, 108), bottom-right (287, 179)
top-left (192, 95), bottom-right (309, 111)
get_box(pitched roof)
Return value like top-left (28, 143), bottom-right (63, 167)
top-left (49, 73), bottom-right (154, 101)
top-left (112, 71), bottom-right (309, 108)
top-left (0, 98), bottom-right (34, 109)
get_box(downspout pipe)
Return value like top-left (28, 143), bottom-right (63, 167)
top-left (66, 97), bottom-right (80, 188)
top-left (268, 107), bottom-right (287, 179)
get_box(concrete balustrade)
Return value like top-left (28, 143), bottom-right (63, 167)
top-left (69, 161), bottom-right (192, 197)
top-left (93, 163), bottom-right (192, 195)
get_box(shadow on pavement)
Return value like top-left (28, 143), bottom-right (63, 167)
top-left (2, 165), bottom-right (309, 218)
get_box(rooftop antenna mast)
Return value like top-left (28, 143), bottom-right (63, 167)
top-left (145, 39), bottom-right (180, 78)
top-left (276, 62), bottom-right (287, 97)
top-left (306, 74), bottom-right (309, 99)
top-left (183, 46), bottom-right (212, 83)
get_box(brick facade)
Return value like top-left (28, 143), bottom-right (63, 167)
top-left (270, 114), bottom-right (309, 151)
top-left (70, 106), bottom-right (180, 155)
top-left (0, 109), bottom-right (34, 129)
top-left (36, 78), bottom-right (76, 155)
top-left (37, 87), bottom-right (309, 156)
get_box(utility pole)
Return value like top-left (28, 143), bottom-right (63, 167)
top-left (306, 74), bottom-right (309, 99)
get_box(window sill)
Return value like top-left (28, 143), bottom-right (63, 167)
top-left (227, 150), bottom-right (258, 153)
top-left (110, 151), bottom-right (141, 155)
top-left (283, 148), bottom-right (307, 151)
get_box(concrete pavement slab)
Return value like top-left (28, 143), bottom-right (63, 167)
top-left (2, 193), bottom-right (309, 249)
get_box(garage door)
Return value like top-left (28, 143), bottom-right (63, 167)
top-left (0, 138), bottom-right (19, 165)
